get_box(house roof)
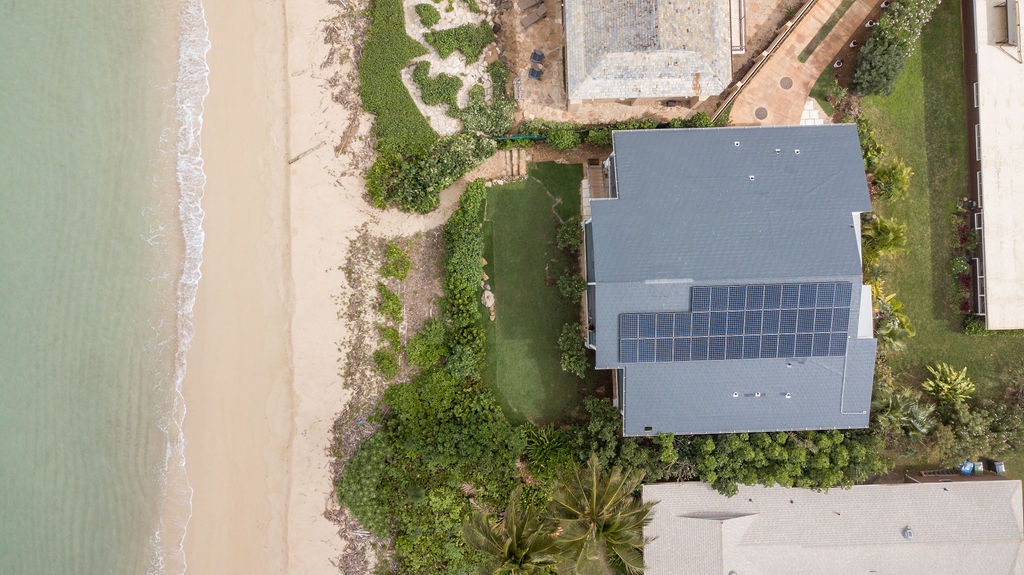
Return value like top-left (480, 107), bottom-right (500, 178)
top-left (642, 481), bottom-right (1024, 575)
top-left (587, 125), bottom-right (876, 436)
top-left (971, 0), bottom-right (1024, 329)
top-left (563, 0), bottom-right (732, 102)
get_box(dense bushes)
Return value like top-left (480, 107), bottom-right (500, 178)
top-left (851, 0), bottom-right (942, 95)
top-left (359, 0), bottom-right (436, 156)
top-left (556, 216), bottom-right (582, 253)
top-left (411, 61), bottom-right (462, 107)
top-left (415, 3), bottom-right (441, 27)
top-left (442, 180), bottom-right (488, 379)
top-left (873, 159), bottom-right (913, 201)
top-left (558, 323), bottom-right (588, 378)
top-left (424, 22), bottom-right (494, 63)
top-left (382, 241), bottom-right (411, 280)
top-left (377, 282), bottom-right (403, 322)
top-left (857, 117), bottom-right (885, 173)
top-left (520, 113), bottom-right (722, 150)
top-left (369, 132), bottom-right (496, 213)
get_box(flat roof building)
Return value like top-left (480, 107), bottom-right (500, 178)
top-left (963, 0), bottom-right (1024, 329)
top-left (583, 125), bottom-right (876, 436)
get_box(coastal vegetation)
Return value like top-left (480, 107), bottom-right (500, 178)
top-left (414, 3), bottom-right (441, 27)
top-left (424, 22), bottom-right (495, 63)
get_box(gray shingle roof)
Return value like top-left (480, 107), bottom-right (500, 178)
top-left (564, 0), bottom-right (732, 102)
top-left (642, 482), bottom-right (1024, 575)
top-left (586, 125), bottom-right (876, 435)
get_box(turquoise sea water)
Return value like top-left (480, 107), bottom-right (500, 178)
top-left (0, 1), bottom-right (207, 573)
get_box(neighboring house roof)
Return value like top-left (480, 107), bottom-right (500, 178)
top-left (642, 481), bottom-right (1024, 575)
top-left (969, 0), bottom-right (1024, 329)
top-left (587, 125), bottom-right (876, 436)
top-left (563, 0), bottom-right (732, 102)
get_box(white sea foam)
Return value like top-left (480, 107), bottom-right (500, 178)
top-left (148, 1), bottom-right (209, 573)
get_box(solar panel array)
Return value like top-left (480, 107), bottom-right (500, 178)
top-left (618, 282), bottom-right (853, 363)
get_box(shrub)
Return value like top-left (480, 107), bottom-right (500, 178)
top-left (415, 3), bottom-right (441, 27)
top-left (585, 127), bottom-right (613, 146)
top-left (851, 0), bottom-right (942, 95)
top-left (556, 216), bottom-right (582, 253)
top-left (452, 62), bottom-right (515, 136)
top-left (406, 318), bottom-right (448, 370)
top-left (369, 132), bottom-right (496, 213)
top-left (359, 0), bottom-right (436, 156)
top-left (558, 323), bottom-right (588, 378)
top-left (558, 273), bottom-right (587, 302)
top-left (377, 282), bottom-right (403, 322)
top-left (923, 362), bottom-right (975, 407)
top-left (374, 347), bottom-right (400, 378)
top-left (874, 290), bottom-right (915, 352)
top-left (950, 255), bottom-right (970, 277)
top-left (856, 117), bottom-right (885, 173)
top-left (424, 22), bottom-right (494, 63)
top-left (862, 214), bottom-right (907, 263)
top-left (873, 158), bottom-right (913, 201)
top-left (546, 127), bottom-right (582, 150)
top-left (962, 314), bottom-right (987, 335)
top-left (442, 180), bottom-right (488, 379)
top-left (411, 61), bottom-right (462, 107)
top-left (382, 241), bottom-right (412, 280)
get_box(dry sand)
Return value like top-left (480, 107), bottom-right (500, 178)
top-left (184, 0), bottom-right (465, 573)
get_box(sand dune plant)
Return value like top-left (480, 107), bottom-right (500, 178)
top-left (923, 362), bottom-right (975, 406)
top-left (549, 455), bottom-right (653, 575)
top-left (415, 3), bottom-right (441, 27)
top-left (424, 22), bottom-right (495, 63)
top-left (412, 61), bottom-right (462, 107)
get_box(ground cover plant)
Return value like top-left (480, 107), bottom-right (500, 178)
top-left (424, 21), bottom-right (495, 63)
top-left (859, 0), bottom-right (1024, 471)
top-left (415, 2), bottom-right (441, 27)
top-left (452, 61), bottom-right (516, 137)
top-left (411, 61), bottom-right (462, 107)
top-left (359, 0), bottom-right (436, 157)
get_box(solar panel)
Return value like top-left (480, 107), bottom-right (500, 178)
top-left (708, 337), bottom-right (726, 360)
top-left (674, 338), bottom-right (691, 361)
top-left (620, 314), bottom-right (639, 338)
top-left (726, 336), bottom-right (744, 359)
top-left (764, 284), bottom-right (782, 309)
top-left (729, 286), bottom-right (747, 310)
top-left (744, 310), bottom-right (762, 334)
top-left (835, 282), bottom-right (853, 307)
top-left (711, 286), bottom-right (729, 311)
top-left (779, 309), bottom-right (798, 333)
top-left (727, 311), bottom-right (745, 335)
top-left (674, 313), bottom-right (691, 336)
top-left (832, 308), bottom-right (850, 332)
top-left (760, 334), bottom-right (779, 358)
top-left (742, 336), bottom-right (760, 359)
top-left (637, 338), bottom-right (656, 362)
top-left (691, 337), bottom-right (709, 360)
top-left (710, 312), bottom-right (728, 336)
top-left (816, 282), bottom-right (836, 307)
top-left (761, 310), bottom-right (780, 334)
top-left (814, 308), bottom-right (833, 333)
top-left (692, 313), bottom-right (710, 337)
top-left (746, 284), bottom-right (765, 309)
top-left (813, 333), bottom-right (831, 356)
top-left (656, 338), bottom-right (674, 362)
top-left (777, 334), bottom-right (796, 357)
top-left (620, 339), bottom-right (638, 363)
top-left (799, 283), bottom-right (817, 308)
top-left (691, 286), bottom-right (711, 312)
top-left (656, 313), bottom-right (674, 338)
top-left (829, 336), bottom-right (847, 356)
top-left (781, 284), bottom-right (800, 308)
top-left (797, 309), bottom-right (816, 332)
top-left (638, 313), bottom-right (656, 338)
top-left (795, 333), bottom-right (814, 357)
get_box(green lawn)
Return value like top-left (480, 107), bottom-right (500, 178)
top-left (481, 162), bottom-right (608, 425)
top-left (860, 0), bottom-right (1024, 468)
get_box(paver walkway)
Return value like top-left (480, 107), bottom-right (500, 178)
top-left (731, 0), bottom-right (876, 125)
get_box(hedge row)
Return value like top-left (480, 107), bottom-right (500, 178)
top-left (518, 112), bottom-right (720, 149)
top-left (441, 179), bottom-right (488, 379)
top-left (851, 0), bottom-right (942, 95)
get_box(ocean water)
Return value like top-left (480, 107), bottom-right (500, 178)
top-left (0, 1), bottom-right (208, 573)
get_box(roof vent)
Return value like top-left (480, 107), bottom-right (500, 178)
top-left (754, 392), bottom-right (762, 397)
top-left (785, 392), bottom-right (792, 399)
top-left (734, 141), bottom-right (741, 147)
top-left (903, 527), bottom-right (914, 541)
top-left (775, 148), bottom-right (781, 155)
top-left (748, 175), bottom-right (756, 181)
top-left (794, 149), bottom-right (801, 155)
top-left (732, 391), bottom-right (739, 398)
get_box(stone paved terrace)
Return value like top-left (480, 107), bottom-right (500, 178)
top-left (730, 0), bottom-right (876, 125)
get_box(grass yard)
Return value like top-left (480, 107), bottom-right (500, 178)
top-left (481, 162), bottom-right (608, 425)
top-left (860, 0), bottom-right (1024, 468)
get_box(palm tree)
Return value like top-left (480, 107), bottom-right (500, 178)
top-left (862, 214), bottom-right (908, 262)
top-left (548, 455), bottom-right (654, 575)
top-left (462, 492), bottom-right (559, 575)
top-left (873, 289), bottom-right (915, 352)
top-left (872, 383), bottom-right (936, 437)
